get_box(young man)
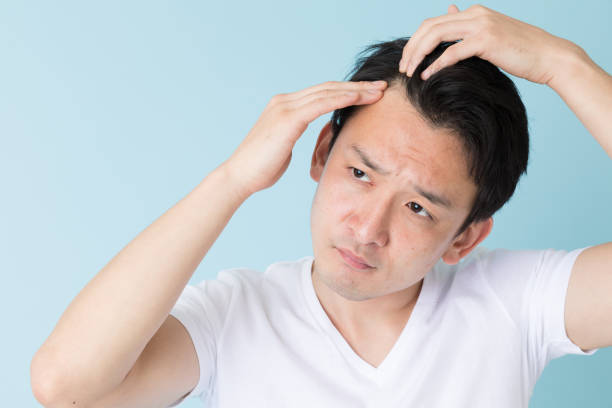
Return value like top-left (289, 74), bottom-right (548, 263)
top-left (31, 4), bottom-right (611, 408)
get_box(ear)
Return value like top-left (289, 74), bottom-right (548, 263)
top-left (310, 120), bottom-right (335, 183)
top-left (441, 217), bottom-right (493, 265)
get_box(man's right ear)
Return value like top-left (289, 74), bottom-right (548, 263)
top-left (310, 120), bottom-right (334, 183)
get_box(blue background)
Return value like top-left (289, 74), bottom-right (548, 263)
top-left (3, 0), bottom-right (610, 406)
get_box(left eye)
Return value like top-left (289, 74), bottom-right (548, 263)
top-left (350, 167), bottom-right (371, 182)
top-left (408, 202), bottom-right (431, 219)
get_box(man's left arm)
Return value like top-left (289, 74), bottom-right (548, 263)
top-left (400, 4), bottom-right (612, 351)
top-left (548, 47), bottom-right (612, 160)
top-left (548, 50), bottom-right (612, 352)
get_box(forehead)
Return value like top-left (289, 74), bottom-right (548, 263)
top-left (337, 85), bottom-right (476, 209)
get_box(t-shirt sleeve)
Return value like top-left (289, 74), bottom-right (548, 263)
top-left (166, 278), bottom-right (228, 407)
top-left (529, 247), bottom-right (599, 363)
top-left (479, 246), bottom-right (599, 368)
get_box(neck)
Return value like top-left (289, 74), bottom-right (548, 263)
top-left (310, 260), bottom-right (424, 335)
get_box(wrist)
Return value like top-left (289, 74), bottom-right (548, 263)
top-left (547, 40), bottom-right (596, 91)
top-left (213, 161), bottom-right (254, 202)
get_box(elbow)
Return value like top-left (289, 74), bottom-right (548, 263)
top-left (31, 353), bottom-right (60, 407)
top-left (31, 352), bottom-right (105, 408)
top-left (31, 352), bottom-right (76, 408)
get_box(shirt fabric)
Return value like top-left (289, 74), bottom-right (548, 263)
top-left (168, 246), bottom-right (599, 407)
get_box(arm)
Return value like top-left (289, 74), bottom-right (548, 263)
top-left (31, 165), bottom-right (250, 406)
top-left (30, 80), bottom-right (388, 407)
top-left (400, 4), bottom-right (612, 158)
top-left (547, 49), bottom-right (612, 160)
top-left (399, 4), bottom-right (612, 350)
top-left (546, 39), bottom-right (612, 352)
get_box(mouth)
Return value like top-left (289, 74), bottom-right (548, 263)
top-left (336, 247), bottom-right (375, 270)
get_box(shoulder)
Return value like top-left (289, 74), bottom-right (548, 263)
top-left (188, 256), bottom-right (312, 303)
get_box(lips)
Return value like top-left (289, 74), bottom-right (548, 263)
top-left (336, 247), bottom-right (374, 270)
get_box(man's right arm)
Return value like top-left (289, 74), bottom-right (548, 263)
top-left (30, 80), bottom-right (388, 407)
top-left (30, 163), bottom-right (249, 407)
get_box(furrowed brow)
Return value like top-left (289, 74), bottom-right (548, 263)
top-left (414, 186), bottom-right (453, 209)
top-left (350, 143), bottom-right (454, 210)
top-left (351, 144), bottom-right (391, 175)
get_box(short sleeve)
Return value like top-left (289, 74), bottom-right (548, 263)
top-left (479, 246), bottom-right (599, 369)
top-left (530, 247), bottom-right (599, 363)
top-left (167, 281), bottom-right (221, 407)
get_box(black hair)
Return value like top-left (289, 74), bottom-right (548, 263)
top-left (328, 37), bottom-right (529, 238)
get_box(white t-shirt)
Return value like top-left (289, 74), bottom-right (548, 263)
top-left (168, 246), bottom-right (599, 407)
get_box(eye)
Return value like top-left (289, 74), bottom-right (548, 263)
top-left (349, 167), bottom-right (371, 182)
top-left (407, 202), bottom-right (432, 219)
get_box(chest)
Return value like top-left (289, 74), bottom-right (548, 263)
top-left (339, 320), bottom-right (409, 368)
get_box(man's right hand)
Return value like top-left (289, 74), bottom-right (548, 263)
top-left (222, 80), bottom-right (388, 197)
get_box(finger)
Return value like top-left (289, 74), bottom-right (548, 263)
top-left (402, 18), bottom-right (474, 76)
top-left (399, 10), bottom-right (471, 73)
top-left (448, 4), bottom-right (459, 13)
top-left (419, 38), bottom-right (478, 80)
top-left (289, 88), bottom-right (384, 126)
top-left (288, 87), bottom-right (383, 111)
top-left (284, 80), bottom-right (387, 103)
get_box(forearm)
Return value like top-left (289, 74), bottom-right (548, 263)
top-left (31, 163), bottom-right (249, 404)
top-left (548, 42), bottom-right (612, 159)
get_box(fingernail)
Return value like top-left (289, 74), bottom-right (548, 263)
top-left (422, 69), bottom-right (431, 80)
top-left (399, 59), bottom-right (405, 72)
top-left (371, 80), bottom-right (387, 86)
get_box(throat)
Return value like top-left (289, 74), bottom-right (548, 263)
top-left (340, 306), bottom-right (414, 369)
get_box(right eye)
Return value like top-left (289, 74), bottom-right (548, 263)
top-left (407, 201), bottom-right (432, 220)
top-left (349, 167), bottom-right (371, 182)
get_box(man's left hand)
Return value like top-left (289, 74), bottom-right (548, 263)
top-left (399, 4), bottom-right (584, 86)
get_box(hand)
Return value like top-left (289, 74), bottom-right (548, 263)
top-left (221, 80), bottom-right (388, 197)
top-left (398, 4), bottom-right (583, 86)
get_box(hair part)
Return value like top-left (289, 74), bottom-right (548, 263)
top-left (328, 38), bottom-right (529, 238)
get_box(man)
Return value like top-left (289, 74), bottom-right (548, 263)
top-left (31, 4), bottom-right (611, 408)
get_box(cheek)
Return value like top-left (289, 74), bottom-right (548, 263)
top-left (313, 173), bottom-right (354, 219)
top-left (395, 224), bottom-right (436, 248)
top-left (390, 226), bottom-right (447, 268)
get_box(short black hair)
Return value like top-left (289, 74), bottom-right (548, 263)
top-left (329, 37), bottom-right (529, 238)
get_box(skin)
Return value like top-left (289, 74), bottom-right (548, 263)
top-left (308, 1), bottom-right (612, 359)
top-left (32, 4), bottom-right (612, 406)
top-left (308, 84), bottom-right (492, 353)
top-left (223, 2), bottom-right (612, 366)
top-left (399, 4), bottom-right (612, 352)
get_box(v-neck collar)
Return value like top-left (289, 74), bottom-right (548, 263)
top-left (300, 256), bottom-right (435, 385)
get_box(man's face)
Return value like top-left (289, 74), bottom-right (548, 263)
top-left (309, 84), bottom-right (490, 302)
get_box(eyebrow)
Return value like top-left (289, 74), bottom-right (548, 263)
top-left (350, 143), bottom-right (454, 210)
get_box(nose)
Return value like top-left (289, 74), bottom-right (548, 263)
top-left (348, 197), bottom-right (390, 247)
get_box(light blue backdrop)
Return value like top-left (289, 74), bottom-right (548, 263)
top-left (3, 0), bottom-right (610, 407)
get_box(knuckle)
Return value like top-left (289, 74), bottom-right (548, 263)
top-left (439, 49), bottom-right (454, 65)
top-left (430, 22), bottom-right (444, 33)
top-left (335, 93), bottom-right (352, 102)
top-left (421, 17), bottom-right (434, 28)
top-left (270, 103), bottom-right (290, 117)
top-left (472, 4), bottom-right (488, 15)
top-left (270, 94), bottom-right (285, 104)
top-left (478, 15), bottom-right (496, 34)
top-left (467, 4), bottom-right (481, 13)
top-left (417, 17), bottom-right (433, 32)
top-left (431, 54), bottom-right (443, 69)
